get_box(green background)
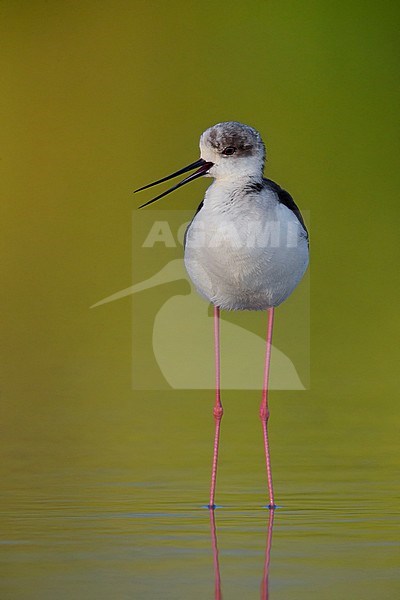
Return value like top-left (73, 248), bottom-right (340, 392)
top-left (1, 2), bottom-right (399, 599)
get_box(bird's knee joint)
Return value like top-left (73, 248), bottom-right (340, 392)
top-left (259, 407), bottom-right (270, 422)
top-left (213, 405), bottom-right (223, 420)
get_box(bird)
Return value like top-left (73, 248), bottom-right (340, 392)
top-left (135, 121), bottom-right (309, 509)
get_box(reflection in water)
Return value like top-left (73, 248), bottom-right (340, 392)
top-left (260, 509), bottom-right (275, 600)
top-left (209, 510), bottom-right (222, 600)
top-left (209, 509), bottom-right (275, 600)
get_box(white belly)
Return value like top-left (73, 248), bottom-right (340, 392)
top-left (184, 194), bottom-right (309, 310)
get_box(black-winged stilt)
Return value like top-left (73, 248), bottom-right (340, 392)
top-left (135, 121), bottom-right (309, 509)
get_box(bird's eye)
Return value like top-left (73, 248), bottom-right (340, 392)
top-left (222, 146), bottom-right (236, 156)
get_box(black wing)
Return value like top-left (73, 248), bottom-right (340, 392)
top-left (263, 178), bottom-right (308, 238)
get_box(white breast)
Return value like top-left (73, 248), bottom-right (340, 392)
top-left (184, 183), bottom-right (309, 310)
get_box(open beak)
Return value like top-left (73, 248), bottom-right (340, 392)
top-left (134, 158), bottom-right (214, 208)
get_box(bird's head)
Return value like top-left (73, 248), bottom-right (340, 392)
top-left (135, 121), bottom-right (265, 208)
top-left (199, 121), bottom-right (266, 182)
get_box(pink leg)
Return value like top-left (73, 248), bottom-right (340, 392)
top-left (260, 307), bottom-right (275, 509)
top-left (209, 305), bottom-right (223, 509)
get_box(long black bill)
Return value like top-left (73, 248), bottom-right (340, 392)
top-left (135, 158), bottom-right (213, 209)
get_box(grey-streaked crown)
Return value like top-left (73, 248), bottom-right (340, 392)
top-left (201, 121), bottom-right (266, 160)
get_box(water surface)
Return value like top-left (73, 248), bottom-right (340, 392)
top-left (2, 395), bottom-right (398, 599)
